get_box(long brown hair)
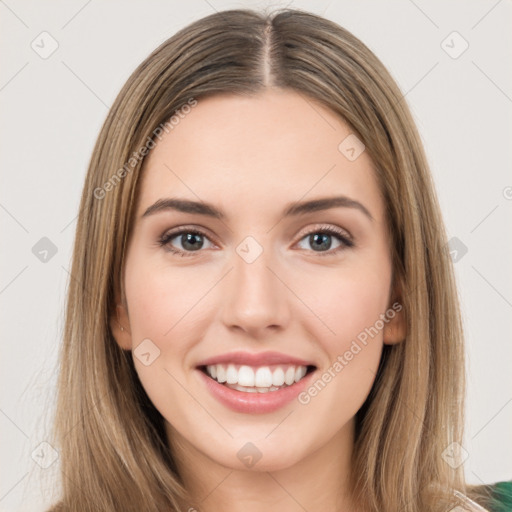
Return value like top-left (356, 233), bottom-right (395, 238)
top-left (47, 8), bottom-right (491, 511)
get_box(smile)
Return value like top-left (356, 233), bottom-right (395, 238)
top-left (200, 363), bottom-right (315, 393)
top-left (195, 351), bottom-right (317, 413)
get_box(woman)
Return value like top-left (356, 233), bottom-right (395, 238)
top-left (47, 8), bottom-right (510, 512)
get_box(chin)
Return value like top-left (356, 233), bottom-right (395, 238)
top-left (210, 437), bottom-right (309, 473)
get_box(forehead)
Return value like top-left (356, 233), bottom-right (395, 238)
top-left (136, 89), bottom-right (384, 221)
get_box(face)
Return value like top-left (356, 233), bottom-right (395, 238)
top-left (111, 89), bottom-right (405, 474)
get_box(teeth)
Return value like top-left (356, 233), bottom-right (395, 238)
top-left (204, 363), bottom-right (311, 389)
top-left (295, 366), bottom-right (307, 382)
top-left (285, 366), bottom-right (295, 385)
top-left (225, 383), bottom-right (283, 393)
top-left (216, 365), bottom-right (227, 383)
top-left (255, 367), bottom-right (273, 387)
top-left (226, 364), bottom-right (238, 384)
top-left (272, 367), bottom-right (285, 386)
top-left (238, 365), bottom-right (255, 387)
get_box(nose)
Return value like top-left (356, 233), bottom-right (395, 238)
top-left (220, 243), bottom-right (290, 337)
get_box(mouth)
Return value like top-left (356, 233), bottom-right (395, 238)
top-left (197, 363), bottom-right (317, 393)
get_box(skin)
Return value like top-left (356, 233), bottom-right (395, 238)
top-left (111, 89), bottom-right (406, 512)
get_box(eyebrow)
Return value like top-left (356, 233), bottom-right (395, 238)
top-left (141, 195), bottom-right (374, 222)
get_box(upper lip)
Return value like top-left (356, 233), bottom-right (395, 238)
top-left (196, 351), bottom-right (316, 368)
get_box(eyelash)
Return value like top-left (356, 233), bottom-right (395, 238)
top-left (158, 225), bottom-right (354, 258)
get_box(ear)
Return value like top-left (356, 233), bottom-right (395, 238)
top-left (383, 281), bottom-right (406, 345)
top-left (110, 301), bottom-right (133, 351)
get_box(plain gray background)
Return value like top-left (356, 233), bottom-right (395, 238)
top-left (1, 1), bottom-right (511, 510)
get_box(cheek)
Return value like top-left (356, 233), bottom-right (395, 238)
top-left (125, 256), bottom-right (202, 342)
top-left (123, 256), bottom-right (204, 398)
top-left (303, 260), bottom-right (392, 352)
top-left (293, 266), bottom-right (389, 425)
top-left (124, 259), bottom-right (202, 422)
top-left (293, 252), bottom-right (392, 410)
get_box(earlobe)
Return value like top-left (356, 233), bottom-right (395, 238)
top-left (383, 300), bottom-right (406, 345)
top-left (110, 303), bottom-right (133, 350)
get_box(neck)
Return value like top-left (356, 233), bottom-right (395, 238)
top-left (167, 419), bottom-right (359, 512)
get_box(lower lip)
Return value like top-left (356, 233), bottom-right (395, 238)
top-left (197, 368), bottom-right (315, 414)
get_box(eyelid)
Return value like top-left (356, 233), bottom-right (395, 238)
top-left (297, 223), bottom-right (353, 242)
top-left (159, 223), bottom-right (354, 257)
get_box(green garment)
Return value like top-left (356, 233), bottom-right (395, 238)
top-left (489, 481), bottom-right (512, 512)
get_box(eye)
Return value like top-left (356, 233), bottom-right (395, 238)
top-left (295, 225), bottom-right (354, 256)
top-left (158, 228), bottom-right (215, 257)
top-left (158, 225), bottom-right (354, 258)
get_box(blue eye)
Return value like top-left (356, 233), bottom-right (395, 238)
top-left (158, 229), bottom-right (214, 257)
top-left (158, 225), bottom-right (354, 258)
top-left (296, 227), bottom-right (354, 256)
